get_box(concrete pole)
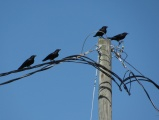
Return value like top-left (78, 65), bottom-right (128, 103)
top-left (98, 38), bottom-right (112, 120)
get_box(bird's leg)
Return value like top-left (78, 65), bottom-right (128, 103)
top-left (102, 36), bottom-right (105, 39)
top-left (105, 35), bottom-right (108, 39)
top-left (50, 59), bottom-right (55, 62)
top-left (101, 34), bottom-right (107, 39)
top-left (27, 65), bottom-right (31, 68)
top-left (118, 41), bottom-right (123, 46)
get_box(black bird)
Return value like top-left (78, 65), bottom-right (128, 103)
top-left (93, 26), bottom-right (108, 37)
top-left (42, 49), bottom-right (61, 62)
top-left (18, 55), bottom-right (36, 70)
top-left (108, 32), bottom-right (128, 41)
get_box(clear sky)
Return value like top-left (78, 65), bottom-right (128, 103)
top-left (0, 0), bottom-right (159, 120)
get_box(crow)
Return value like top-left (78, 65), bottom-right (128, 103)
top-left (42, 49), bottom-right (61, 62)
top-left (18, 55), bottom-right (36, 70)
top-left (93, 26), bottom-right (108, 37)
top-left (108, 32), bottom-right (128, 41)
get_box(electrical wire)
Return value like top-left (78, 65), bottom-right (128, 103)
top-left (90, 56), bottom-right (98, 120)
top-left (112, 45), bottom-right (159, 112)
top-left (129, 71), bottom-right (159, 112)
top-left (0, 52), bottom-right (125, 93)
top-left (81, 31), bottom-right (97, 54)
top-left (1, 41), bottom-right (159, 112)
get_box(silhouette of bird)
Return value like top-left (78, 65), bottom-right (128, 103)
top-left (93, 26), bottom-right (108, 37)
top-left (108, 32), bottom-right (128, 41)
top-left (18, 55), bottom-right (36, 70)
top-left (42, 49), bottom-right (61, 62)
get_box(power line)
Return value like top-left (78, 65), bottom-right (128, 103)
top-left (112, 43), bottom-right (159, 112)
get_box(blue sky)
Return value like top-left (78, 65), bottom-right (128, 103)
top-left (0, 0), bottom-right (159, 120)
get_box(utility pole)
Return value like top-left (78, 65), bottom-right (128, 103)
top-left (98, 38), bottom-right (112, 120)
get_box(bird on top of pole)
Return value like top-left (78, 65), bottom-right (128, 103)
top-left (18, 55), bottom-right (36, 70)
top-left (93, 26), bottom-right (108, 38)
top-left (108, 32), bottom-right (128, 42)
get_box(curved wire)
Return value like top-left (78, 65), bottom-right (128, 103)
top-left (1, 44), bottom-right (159, 112)
top-left (90, 56), bottom-right (98, 120)
top-left (123, 59), bottom-right (144, 76)
top-left (122, 70), bottom-right (132, 95)
top-left (80, 31), bottom-right (98, 54)
top-left (0, 65), bottom-right (53, 86)
top-left (123, 75), bottom-right (159, 89)
top-left (129, 71), bottom-right (159, 112)
top-left (112, 45), bottom-right (159, 112)
top-left (0, 61), bottom-right (59, 77)
top-left (0, 54), bottom-right (125, 93)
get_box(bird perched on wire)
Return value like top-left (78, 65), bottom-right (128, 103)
top-left (108, 32), bottom-right (128, 42)
top-left (18, 55), bottom-right (36, 70)
top-left (42, 49), bottom-right (61, 62)
top-left (93, 26), bottom-right (108, 37)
